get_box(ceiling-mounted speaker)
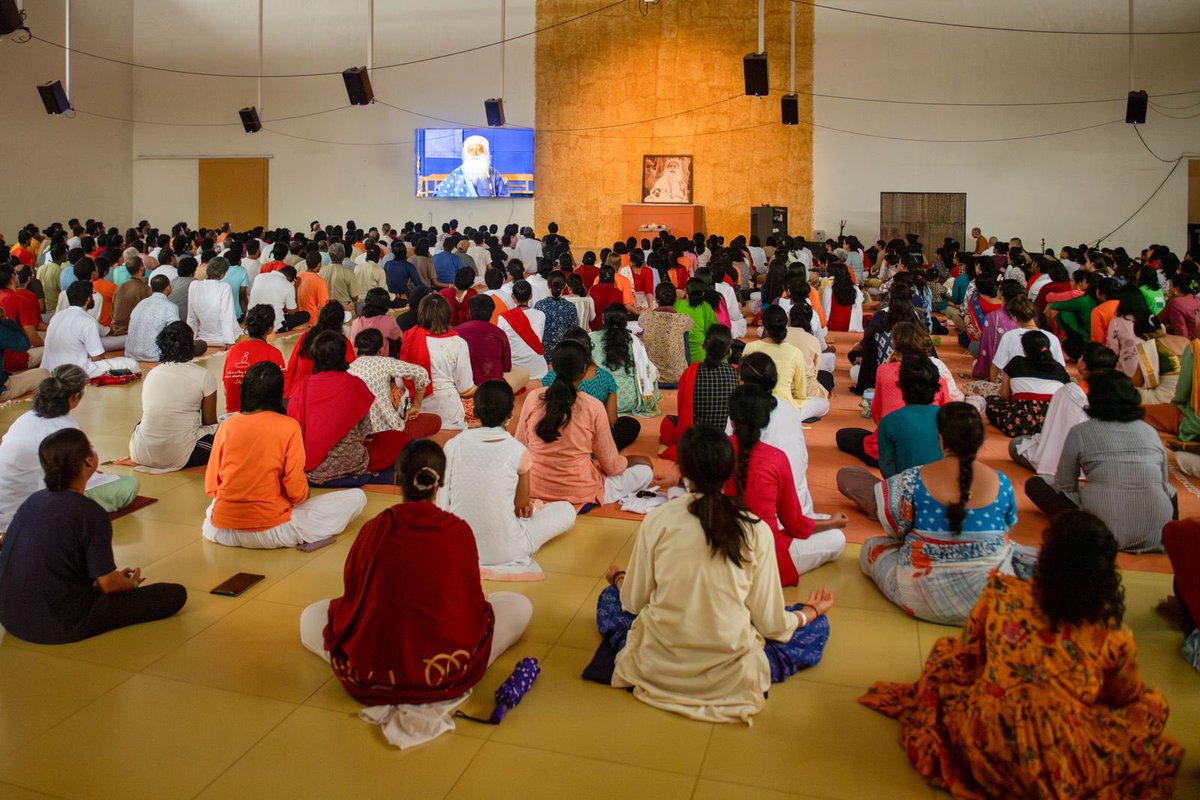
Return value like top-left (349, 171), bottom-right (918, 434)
top-left (1125, 90), bottom-right (1148, 125)
top-left (239, 106), bottom-right (262, 133)
top-left (37, 81), bottom-right (71, 115)
top-left (743, 52), bottom-right (769, 97)
top-left (484, 98), bottom-right (505, 127)
top-left (342, 66), bottom-right (374, 106)
top-left (781, 94), bottom-right (799, 125)
top-left (0, 0), bottom-right (23, 36)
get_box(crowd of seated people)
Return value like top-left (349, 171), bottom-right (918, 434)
top-left (0, 217), bottom-right (1191, 794)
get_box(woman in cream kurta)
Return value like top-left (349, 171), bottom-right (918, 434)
top-left (607, 494), bottom-right (830, 722)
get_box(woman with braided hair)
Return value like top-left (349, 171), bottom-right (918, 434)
top-left (861, 402), bottom-right (1034, 625)
top-left (725, 385), bottom-right (846, 585)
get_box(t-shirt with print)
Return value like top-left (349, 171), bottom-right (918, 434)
top-left (223, 339), bottom-right (286, 413)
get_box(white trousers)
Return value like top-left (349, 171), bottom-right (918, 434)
top-left (798, 397), bottom-right (831, 421)
top-left (300, 591), bottom-right (532, 668)
top-left (849, 364), bottom-right (861, 384)
top-left (603, 464), bottom-right (654, 504)
top-left (788, 529), bottom-right (847, 575)
top-left (202, 489), bottom-right (368, 549)
top-left (518, 500), bottom-right (577, 555)
top-left (818, 352), bottom-right (836, 374)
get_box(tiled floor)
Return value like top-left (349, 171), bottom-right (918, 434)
top-left (0, 332), bottom-right (1195, 799)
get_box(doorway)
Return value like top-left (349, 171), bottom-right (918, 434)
top-left (198, 158), bottom-right (269, 231)
top-left (880, 192), bottom-right (967, 256)
top-left (1188, 160), bottom-right (1199, 254)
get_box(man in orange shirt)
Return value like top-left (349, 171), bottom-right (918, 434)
top-left (296, 252), bottom-right (331, 322)
top-left (92, 259), bottom-right (118, 330)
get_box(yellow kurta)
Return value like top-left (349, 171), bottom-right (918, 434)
top-left (613, 494), bottom-right (798, 723)
top-left (741, 339), bottom-right (809, 408)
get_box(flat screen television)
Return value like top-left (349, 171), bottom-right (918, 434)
top-left (415, 128), bottom-right (534, 199)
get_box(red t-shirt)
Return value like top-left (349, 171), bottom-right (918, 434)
top-left (259, 260), bottom-right (288, 275)
top-left (222, 339), bottom-right (286, 413)
top-left (0, 288), bottom-right (40, 371)
top-left (10, 246), bottom-right (34, 267)
top-left (587, 284), bottom-right (626, 329)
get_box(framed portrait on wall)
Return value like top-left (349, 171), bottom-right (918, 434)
top-left (642, 155), bottom-right (693, 204)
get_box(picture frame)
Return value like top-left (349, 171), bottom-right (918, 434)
top-left (642, 155), bottom-right (693, 204)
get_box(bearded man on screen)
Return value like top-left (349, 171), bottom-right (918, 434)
top-left (645, 157), bottom-right (689, 203)
top-left (436, 135), bottom-right (510, 198)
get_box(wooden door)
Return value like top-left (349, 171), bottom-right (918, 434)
top-left (198, 158), bottom-right (269, 231)
top-left (880, 192), bottom-right (966, 255)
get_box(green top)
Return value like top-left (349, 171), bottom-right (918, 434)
top-left (1049, 293), bottom-right (1097, 339)
top-left (1171, 345), bottom-right (1200, 441)
top-left (1140, 286), bottom-right (1166, 316)
top-left (673, 299), bottom-right (719, 364)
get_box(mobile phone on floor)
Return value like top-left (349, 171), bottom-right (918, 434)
top-left (296, 537), bottom-right (335, 552)
top-left (210, 572), bottom-right (265, 597)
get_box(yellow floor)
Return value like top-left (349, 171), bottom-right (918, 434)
top-left (0, 342), bottom-right (1196, 800)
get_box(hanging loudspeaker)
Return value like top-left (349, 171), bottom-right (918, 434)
top-left (485, 98), bottom-right (506, 127)
top-left (1125, 90), bottom-right (1148, 125)
top-left (0, 0), bottom-right (22, 36)
top-left (342, 67), bottom-right (374, 106)
top-left (743, 52), bottom-right (769, 97)
top-left (781, 94), bottom-right (799, 125)
top-left (239, 106), bottom-right (262, 133)
top-left (37, 81), bottom-right (71, 115)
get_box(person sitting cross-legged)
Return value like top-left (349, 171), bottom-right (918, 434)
top-left (0, 428), bottom-right (187, 644)
top-left (594, 425), bottom-right (834, 722)
top-left (203, 361), bottom-right (366, 549)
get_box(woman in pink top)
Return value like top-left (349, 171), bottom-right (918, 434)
top-left (349, 288), bottom-right (402, 357)
top-left (1166, 272), bottom-right (1200, 340)
top-left (514, 342), bottom-right (654, 510)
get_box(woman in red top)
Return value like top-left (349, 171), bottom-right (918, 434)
top-left (587, 267), bottom-right (626, 331)
top-left (284, 300), bottom-right (355, 396)
top-left (300, 439), bottom-right (533, 709)
top-left (222, 305), bottom-right (285, 413)
top-left (726, 386), bottom-right (847, 585)
top-left (438, 267), bottom-right (478, 327)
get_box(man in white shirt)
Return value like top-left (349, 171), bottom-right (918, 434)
top-left (516, 228), bottom-right (542, 270)
top-left (525, 262), bottom-right (550, 305)
top-left (248, 266), bottom-right (308, 332)
top-left (148, 249), bottom-right (179, 284)
top-left (42, 282), bottom-right (140, 378)
top-left (496, 280), bottom-right (548, 381)
top-left (187, 257), bottom-right (241, 347)
top-left (242, 239), bottom-right (263, 288)
top-left (466, 232), bottom-right (491, 279)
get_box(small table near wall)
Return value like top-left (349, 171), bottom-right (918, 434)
top-left (621, 204), bottom-right (705, 241)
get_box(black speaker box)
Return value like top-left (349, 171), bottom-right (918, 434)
top-left (781, 94), bottom-right (799, 125)
top-left (0, 0), bottom-right (22, 36)
top-left (743, 52), bottom-right (769, 97)
top-left (37, 81), bottom-right (70, 115)
top-left (342, 66), bottom-right (374, 106)
top-left (239, 106), bottom-right (262, 133)
top-left (485, 98), bottom-right (505, 127)
top-left (1126, 90), bottom-right (1148, 124)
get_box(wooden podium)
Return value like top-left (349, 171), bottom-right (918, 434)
top-left (621, 204), bottom-right (705, 241)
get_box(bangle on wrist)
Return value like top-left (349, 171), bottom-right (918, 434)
top-left (797, 608), bottom-right (809, 627)
top-left (609, 570), bottom-right (625, 587)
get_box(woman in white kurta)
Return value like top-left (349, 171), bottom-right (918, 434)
top-left (595, 425), bottom-right (834, 723)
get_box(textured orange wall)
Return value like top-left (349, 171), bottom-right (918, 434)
top-left (534, 0), bottom-right (814, 248)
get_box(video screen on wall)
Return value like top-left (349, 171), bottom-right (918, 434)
top-left (415, 128), bottom-right (534, 199)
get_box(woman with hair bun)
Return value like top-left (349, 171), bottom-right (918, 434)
top-left (596, 425), bottom-right (834, 722)
top-left (300, 439), bottom-right (533, 713)
top-left (984, 329), bottom-right (1070, 437)
top-left (0, 365), bottom-right (139, 530)
top-left (861, 402), bottom-right (1033, 625)
top-left (1025, 369), bottom-right (1174, 553)
top-left (863, 511), bottom-right (1183, 798)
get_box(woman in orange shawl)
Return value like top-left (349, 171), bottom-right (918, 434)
top-left (861, 511), bottom-right (1183, 799)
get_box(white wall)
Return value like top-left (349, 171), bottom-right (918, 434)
top-left (812, 0), bottom-right (1199, 254)
top-left (0, 0), bottom-right (133, 235)
top-left (129, 0), bottom-right (535, 233)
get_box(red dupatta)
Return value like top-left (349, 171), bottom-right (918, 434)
top-left (398, 325), bottom-right (460, 397)
top-left (659, 361), bottom-right (699, 461)
top-left (288, 370), bottom-right (375, 472)
top-left (500, 308), bottom-right (544, 355)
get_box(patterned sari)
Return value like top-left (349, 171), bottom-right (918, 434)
top-left (860, 574), bottom-right (1183, 799)
top-left (861, 467), bottom-right (1034, 625)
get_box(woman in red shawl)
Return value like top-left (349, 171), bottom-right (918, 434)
top-left (287, 330), bottom-right (405, 486)
top-left (299, 439), bottom-right (533, 707)
top-left (284, 300), bottom-right (356, 396)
